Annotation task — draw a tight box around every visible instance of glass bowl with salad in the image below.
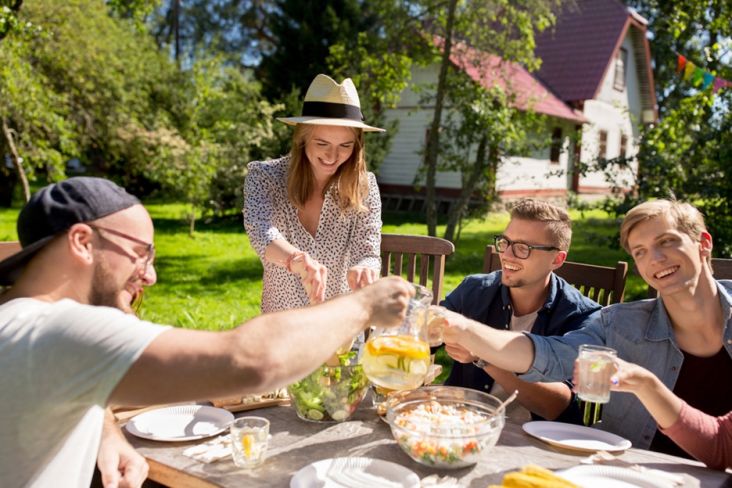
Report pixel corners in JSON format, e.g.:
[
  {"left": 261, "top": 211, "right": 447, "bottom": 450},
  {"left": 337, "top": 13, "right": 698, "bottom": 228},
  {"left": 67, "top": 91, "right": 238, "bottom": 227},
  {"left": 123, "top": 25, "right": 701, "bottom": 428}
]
[
  {"left": 287, "top": 352, "right": 370, "bottom": 423},
  {"left": 385, "top": 386, "right": 505, "bottom": 469}
]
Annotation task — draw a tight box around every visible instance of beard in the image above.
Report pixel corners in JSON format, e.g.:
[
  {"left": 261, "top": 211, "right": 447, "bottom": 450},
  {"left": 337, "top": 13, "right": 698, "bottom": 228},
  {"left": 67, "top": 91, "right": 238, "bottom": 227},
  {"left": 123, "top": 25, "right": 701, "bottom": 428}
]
[{"left": 89, "top": 258, "right": 134, "bottom": 314}]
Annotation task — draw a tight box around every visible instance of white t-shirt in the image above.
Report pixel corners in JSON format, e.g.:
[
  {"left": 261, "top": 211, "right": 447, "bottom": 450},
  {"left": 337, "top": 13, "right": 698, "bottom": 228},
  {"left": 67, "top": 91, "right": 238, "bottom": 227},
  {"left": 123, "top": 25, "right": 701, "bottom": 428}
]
[
  {"left": 490, "top": 310, "right": 538, "bottom": 422},
  {"left": 0, "top": 298, "right": 169, "bottom": 487}
]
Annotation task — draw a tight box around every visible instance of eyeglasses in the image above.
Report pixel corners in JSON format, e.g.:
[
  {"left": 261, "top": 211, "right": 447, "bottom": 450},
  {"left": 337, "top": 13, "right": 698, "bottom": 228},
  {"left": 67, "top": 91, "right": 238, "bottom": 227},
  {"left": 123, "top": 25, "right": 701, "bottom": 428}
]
[
  {"left": 494, "top": 235, "right": 560, "bottom": 260},
  {"left": 88, "top": 224, "right": 155, "bottom": 272}
]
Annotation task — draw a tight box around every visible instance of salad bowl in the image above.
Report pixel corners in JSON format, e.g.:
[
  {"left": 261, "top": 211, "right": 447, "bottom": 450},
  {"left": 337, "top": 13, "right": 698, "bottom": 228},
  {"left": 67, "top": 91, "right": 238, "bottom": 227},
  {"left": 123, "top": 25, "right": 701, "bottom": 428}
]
[{"left": 288, "top": 354, "right": 370, "bottom": 422}]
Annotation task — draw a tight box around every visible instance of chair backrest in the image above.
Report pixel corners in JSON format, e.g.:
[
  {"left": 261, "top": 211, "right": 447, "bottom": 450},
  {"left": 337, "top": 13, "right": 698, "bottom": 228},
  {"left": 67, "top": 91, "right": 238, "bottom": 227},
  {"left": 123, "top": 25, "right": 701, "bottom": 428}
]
[
  {"left": 483, "top": 244, "right": 628, "bottom": 306},
  {"left": 381, "top": 234, "right": 455, "bottom": 304},
  {"left": 647, "top": 257, "right": 732, "bottom": 298},
  {"left": 0, "top": 241, "right": 20, "bottom": 261}
]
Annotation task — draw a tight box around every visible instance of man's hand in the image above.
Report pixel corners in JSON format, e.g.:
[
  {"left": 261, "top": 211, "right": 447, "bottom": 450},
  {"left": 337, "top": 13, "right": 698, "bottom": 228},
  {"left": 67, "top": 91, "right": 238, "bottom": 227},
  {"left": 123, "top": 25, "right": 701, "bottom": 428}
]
[
  {"left": 98, "top": 410, "right": 148, "bottom": 488},
  {"left": 289, "top": 251, "right": 328, "bottom": 303},
  {"left": 347, "top": 265, "right": 379, "bottom": 291},
  {"left": 359, "top": 276, "right": 413, "bottom": 326}
]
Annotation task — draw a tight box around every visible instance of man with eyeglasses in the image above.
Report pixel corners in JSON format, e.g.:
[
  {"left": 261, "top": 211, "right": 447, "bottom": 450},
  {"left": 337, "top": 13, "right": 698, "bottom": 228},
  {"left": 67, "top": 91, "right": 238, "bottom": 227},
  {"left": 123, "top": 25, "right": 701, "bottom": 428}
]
[
  {"left": 0, "top": 177, "right": 412, "bottom": 488},
  {"left": 439, "top": 199, "right": 601, "bottom": 423}
]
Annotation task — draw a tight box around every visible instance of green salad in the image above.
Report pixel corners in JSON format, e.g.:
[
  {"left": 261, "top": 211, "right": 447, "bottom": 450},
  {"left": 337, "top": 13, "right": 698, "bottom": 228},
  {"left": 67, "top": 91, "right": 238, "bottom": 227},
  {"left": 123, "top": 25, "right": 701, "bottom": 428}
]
[{"left": 288, "top": 352, "right": 370, "bottom": 422}]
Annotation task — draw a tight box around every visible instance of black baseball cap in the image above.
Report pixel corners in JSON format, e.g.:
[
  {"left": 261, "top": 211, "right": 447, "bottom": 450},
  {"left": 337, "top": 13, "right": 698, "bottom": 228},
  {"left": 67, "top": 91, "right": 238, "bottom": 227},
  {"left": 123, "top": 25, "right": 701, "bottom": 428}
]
[{"left": 0, "top": 177, "right": 141, "bottom": 286}]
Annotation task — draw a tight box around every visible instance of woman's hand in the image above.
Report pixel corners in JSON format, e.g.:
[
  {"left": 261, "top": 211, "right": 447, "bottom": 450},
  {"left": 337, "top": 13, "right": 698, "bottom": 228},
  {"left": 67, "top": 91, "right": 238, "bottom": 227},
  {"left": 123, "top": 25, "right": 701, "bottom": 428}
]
[
  {"left": 347, "top": 266, "right": 379, "bottom": 291},
  {"left": 608, "top": 357, "right": 656, "bottom": 394},
  {"left": 571, "top": 356, "right": 654, "bottom": 396},
  {"left": 288, "top": 251, "right": 328, "bottom": 304}
]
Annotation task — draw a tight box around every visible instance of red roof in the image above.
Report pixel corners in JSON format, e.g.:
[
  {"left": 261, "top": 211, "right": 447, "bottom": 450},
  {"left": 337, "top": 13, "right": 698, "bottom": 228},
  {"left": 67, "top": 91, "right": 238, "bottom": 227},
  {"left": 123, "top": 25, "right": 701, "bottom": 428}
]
[
  {"left": 533, "top": 0, "right": 630, "bottom": 101},
  {"left": 445, "top": 40, "right": 587, "bottom": 124}
]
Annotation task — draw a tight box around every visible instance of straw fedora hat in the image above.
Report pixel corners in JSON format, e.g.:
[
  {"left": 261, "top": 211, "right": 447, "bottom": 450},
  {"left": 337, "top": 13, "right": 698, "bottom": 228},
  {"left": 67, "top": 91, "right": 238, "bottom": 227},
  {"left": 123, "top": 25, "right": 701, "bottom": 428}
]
[{"left": 277, "top": 74, "right": 385, "bottom": 132}]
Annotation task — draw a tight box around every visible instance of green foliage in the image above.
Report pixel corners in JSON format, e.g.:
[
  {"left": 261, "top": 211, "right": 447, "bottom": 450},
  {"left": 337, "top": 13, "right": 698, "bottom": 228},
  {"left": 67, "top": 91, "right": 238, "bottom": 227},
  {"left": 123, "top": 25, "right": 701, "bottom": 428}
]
[{"left": 257, "top": 0, "right": 379, "bottom": 101}]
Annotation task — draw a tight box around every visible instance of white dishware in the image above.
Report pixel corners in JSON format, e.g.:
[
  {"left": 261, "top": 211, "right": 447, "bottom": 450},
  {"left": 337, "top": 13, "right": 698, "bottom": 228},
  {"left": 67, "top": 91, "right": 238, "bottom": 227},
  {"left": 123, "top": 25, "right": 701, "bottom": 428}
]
[
  {"left": 522, "top": 420, "right": 631, "bottom": 453},
  {"left": 557, "top": 465, "right": 675, "bottom": 488},
  {"left": 125, "top": 405, "right": 234, "bottom": 442},
  {"left": 290, "top": 457, "right": 420, "bottom": 488}
]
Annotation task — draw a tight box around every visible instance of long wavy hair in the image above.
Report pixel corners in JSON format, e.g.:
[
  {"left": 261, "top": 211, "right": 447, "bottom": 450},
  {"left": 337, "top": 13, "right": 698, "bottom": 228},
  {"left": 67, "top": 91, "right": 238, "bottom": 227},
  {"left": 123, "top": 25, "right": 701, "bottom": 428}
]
[{"left": 286, "top": 124, "right": 368, "bottom": 212}]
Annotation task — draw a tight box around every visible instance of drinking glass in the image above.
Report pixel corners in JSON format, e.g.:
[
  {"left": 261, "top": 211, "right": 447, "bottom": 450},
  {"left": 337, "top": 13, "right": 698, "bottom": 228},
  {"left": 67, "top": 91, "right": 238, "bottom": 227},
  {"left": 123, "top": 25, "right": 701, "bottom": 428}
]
[
  {"left": 576, "top": 344, "right": 617, "bottom": 404},
  {"left": 230, "top": 416, "right": 269, "bottom": 469},
  {"left": 361, "top": 284, "right": 432, "bottom": 391}
]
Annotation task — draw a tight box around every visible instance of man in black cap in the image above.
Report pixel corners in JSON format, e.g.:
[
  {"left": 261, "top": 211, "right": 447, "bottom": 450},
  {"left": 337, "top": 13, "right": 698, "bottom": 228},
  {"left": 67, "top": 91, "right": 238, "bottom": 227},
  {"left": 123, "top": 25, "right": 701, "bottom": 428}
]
[{"left": 0, "top": 177, "right": 412, "bottom": 487}]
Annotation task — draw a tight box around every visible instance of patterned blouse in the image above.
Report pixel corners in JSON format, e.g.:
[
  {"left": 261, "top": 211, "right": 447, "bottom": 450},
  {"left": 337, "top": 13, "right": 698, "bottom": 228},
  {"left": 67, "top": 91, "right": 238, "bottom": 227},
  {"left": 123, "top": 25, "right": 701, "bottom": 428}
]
[{"left": 243, "top": 157, "right": 382, "bottom": 313}]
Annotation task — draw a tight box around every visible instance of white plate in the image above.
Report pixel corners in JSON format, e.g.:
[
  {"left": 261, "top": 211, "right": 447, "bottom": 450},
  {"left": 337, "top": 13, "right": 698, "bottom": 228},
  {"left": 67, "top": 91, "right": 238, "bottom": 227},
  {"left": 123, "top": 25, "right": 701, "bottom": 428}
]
[
  {"left": 522, "top": 421, "right": 632, "bottom": 453},
  {"left": 125, "top": 405, "right": 234, "bottom": 442},
  {"left": 290, "top": 457, "right": 420, "bottom": 488},
  {"left": 557, "top": 465, "right": 672, "bottom": 488}
]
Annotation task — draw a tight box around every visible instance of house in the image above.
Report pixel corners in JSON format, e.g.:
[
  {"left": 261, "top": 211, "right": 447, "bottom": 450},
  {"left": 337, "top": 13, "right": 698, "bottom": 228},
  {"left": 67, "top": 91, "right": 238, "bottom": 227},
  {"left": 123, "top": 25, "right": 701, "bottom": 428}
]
[{"left": 377, "top": 0, "right": 657, "bottom": 208}]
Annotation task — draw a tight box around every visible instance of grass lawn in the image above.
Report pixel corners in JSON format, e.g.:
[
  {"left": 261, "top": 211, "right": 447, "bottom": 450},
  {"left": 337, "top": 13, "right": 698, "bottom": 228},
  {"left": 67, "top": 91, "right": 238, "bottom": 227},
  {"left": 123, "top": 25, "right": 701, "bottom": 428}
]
[{"left": 0, "top": 202, "right": 646, "bottom": 330}]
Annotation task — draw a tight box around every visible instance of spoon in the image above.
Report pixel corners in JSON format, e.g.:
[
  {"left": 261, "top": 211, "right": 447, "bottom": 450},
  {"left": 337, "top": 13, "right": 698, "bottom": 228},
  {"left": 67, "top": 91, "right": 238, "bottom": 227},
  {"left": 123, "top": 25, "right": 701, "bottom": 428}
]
[{"left": 495, "top": 390, "right": 519, "bottom": 416}]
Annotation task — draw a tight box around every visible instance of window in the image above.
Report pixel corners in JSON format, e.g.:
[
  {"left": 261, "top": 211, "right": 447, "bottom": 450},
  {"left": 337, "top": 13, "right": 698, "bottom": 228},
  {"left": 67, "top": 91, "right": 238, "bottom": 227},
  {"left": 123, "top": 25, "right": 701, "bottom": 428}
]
[
  {"left": 613, "top": 48, "right": 627, "bottom": 91},
  {"left": 550, "top": 128, "right": 562, "bottom": 164},
  {"left": 599, "top": 130, "right": 608, "bottom": 160},
  {"left": 619, "top": 134, "right": 628, "bottom": 158}
]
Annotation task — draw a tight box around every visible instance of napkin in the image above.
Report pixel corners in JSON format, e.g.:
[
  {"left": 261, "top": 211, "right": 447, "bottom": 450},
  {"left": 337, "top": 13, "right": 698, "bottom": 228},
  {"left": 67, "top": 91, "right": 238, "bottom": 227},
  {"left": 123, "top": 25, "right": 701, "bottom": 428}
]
[
  {"left": 182, "top": 434, "right": 232, "bottom": 463},
  {"left": 581, "top": 451, "right": 685, "bottom": 487}
]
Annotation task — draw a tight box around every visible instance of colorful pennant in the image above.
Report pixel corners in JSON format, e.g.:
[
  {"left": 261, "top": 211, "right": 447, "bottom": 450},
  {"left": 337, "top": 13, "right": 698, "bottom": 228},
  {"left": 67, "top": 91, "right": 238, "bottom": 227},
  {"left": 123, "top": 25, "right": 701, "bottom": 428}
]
[{"left": 676, "top": 53, "right": 731, "bottom": 94}]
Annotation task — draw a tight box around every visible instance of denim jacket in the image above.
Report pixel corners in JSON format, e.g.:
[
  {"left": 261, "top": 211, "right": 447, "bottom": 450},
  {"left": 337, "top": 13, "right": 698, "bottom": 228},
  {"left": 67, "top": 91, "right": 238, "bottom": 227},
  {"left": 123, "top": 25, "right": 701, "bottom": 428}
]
[
  {"left": 523, "top": 280, "right": 732, "bottom": 450},
  {"left": 441, "top": 272, "right": 602, "bottom": 422}
]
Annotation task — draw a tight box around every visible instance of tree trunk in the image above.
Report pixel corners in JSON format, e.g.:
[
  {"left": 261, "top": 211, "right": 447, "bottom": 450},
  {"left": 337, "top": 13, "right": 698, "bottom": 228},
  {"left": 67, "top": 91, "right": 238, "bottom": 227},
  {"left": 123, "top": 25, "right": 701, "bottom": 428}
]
[
  {"left": 423, "top": 0, "right": 457, "bottom": 236},
  {"left": 2, "top": 116, "right": 30, "bottom": 202},
  {"left": 188, "top": 203, "right": 196, "bottom": 237},
  {"left": 443, "top": 134, "right": 490, "bottom": 242}
]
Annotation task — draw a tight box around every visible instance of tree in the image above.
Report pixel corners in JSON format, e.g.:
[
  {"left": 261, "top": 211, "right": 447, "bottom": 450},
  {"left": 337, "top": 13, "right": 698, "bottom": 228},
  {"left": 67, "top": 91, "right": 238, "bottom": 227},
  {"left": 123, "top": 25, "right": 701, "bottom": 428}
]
[
  {"left": 257, "top": 0, "right": 379, "bottom": 101},
  {"left": 415, "top": 0, "right": 563, "bottom": 237}
]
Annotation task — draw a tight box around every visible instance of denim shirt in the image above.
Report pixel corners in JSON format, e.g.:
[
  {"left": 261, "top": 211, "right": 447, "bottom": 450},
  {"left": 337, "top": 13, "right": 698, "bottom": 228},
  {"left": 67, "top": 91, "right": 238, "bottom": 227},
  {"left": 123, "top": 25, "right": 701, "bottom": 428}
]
[
  {"left": 523, "top": 280, "right": 732, "bottom": 450},
  {"left": 441, "top": 272, "right": 602, "bottom": 422}
]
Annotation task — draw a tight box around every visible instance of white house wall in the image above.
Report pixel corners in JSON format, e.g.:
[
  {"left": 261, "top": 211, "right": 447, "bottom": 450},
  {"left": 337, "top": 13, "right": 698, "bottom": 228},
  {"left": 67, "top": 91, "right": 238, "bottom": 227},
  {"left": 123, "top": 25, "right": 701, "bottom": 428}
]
[
  {"left": 578, "top": 32, "right": 641, "bottom": 192},
  {"left": 379, "top": 65, "right": 577, "bottom": 196}
]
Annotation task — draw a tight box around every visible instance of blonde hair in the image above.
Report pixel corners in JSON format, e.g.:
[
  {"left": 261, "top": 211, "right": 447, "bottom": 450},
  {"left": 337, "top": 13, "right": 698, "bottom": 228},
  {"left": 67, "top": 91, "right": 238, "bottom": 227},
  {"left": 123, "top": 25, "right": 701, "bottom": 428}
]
[
  {"left": 286, "top": 124, "right": 368, "bottom": 212},
  {"left": 509, "top": 199, "right": 572, "bottom": 251},
  {"left": 619, "top": 199, "right": 710, "bottom": 265}
]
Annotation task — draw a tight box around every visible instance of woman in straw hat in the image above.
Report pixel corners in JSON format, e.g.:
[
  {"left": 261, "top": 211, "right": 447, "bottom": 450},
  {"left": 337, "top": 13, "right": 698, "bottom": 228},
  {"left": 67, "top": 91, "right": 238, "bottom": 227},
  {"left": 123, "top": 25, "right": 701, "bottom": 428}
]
[{"left": 243, "top": 74, "right": 385, "bottom": 313}]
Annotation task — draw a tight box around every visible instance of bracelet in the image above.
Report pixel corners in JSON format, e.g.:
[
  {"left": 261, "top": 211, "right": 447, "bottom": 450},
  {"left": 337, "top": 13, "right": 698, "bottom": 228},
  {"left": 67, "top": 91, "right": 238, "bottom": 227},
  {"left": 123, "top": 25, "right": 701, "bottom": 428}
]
[
  {"left": 285, "top": 250, "right": 306, "bottom": 273},
  {"left": 472, "top": 358, "right": 488, "bottom": 369}
]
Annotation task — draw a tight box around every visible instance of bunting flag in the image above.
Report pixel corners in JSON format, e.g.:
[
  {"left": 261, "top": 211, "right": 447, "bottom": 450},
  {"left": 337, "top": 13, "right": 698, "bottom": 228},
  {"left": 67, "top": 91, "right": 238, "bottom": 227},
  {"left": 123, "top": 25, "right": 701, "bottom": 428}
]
[{"left": 676, "top": 53, "right": 731, "bottom": 95}]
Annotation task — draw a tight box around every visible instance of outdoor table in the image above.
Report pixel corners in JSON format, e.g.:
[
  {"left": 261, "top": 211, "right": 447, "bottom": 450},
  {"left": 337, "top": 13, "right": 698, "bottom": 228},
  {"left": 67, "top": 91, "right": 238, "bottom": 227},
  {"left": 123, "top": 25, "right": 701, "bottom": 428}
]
[{"left": 124, "top": 403, "right": 731, "bottom": 488}]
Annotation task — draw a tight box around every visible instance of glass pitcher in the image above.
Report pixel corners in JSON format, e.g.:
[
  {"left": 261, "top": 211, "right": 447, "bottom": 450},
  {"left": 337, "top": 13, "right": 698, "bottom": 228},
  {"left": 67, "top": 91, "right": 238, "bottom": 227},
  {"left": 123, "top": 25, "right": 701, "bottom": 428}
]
[{"left": 361, "top": 284, "right": 432, "bottom": 390}]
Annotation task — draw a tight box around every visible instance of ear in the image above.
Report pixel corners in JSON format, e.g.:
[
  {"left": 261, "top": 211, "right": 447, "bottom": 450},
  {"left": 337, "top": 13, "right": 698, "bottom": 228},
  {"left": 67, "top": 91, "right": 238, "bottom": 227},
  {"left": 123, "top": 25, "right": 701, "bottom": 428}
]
[
  {"left": 699, "top": 231, "right": 713, "bottom": 255},
  {"left": 66, "top": 224, "right": 95, "bottom": 265},
  {"left": 552, "top": 250, "right": 568, "bottom": 269}
]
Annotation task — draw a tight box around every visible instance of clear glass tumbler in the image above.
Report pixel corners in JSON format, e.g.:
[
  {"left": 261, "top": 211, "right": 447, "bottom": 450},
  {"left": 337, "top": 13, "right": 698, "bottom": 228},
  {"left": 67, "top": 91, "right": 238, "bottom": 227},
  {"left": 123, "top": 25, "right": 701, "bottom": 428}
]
[
  {"left": 576, "top": 344, "right": 617, "bottom": 404},
  {"left": 230, "top": 416, "right": 269, "bottom": 469}
]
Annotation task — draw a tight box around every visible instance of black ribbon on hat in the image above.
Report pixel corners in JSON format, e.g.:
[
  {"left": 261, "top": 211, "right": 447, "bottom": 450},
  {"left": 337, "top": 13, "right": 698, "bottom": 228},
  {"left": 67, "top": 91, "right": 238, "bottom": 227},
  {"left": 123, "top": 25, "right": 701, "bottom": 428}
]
[{"left": 302, "top": 101, "right": 364, "bottom": 121}]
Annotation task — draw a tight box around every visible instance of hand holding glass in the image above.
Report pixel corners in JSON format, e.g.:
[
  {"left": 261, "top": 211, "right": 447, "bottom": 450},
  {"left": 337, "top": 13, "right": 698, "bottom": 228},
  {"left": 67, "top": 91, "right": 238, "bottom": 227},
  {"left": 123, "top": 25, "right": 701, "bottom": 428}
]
[
  {"left": 230, "top": 416, "right": 269, "bottom": 469},
  {"left": 576, "top": 345, "right": 617, "bottom": 404}
]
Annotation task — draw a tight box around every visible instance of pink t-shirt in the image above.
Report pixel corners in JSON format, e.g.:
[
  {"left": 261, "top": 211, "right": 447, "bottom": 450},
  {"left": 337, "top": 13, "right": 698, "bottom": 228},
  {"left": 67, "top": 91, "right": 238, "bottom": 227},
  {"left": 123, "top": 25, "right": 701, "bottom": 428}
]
[{"left": 660, "top": 401, "right": 732, "bottom": 470}]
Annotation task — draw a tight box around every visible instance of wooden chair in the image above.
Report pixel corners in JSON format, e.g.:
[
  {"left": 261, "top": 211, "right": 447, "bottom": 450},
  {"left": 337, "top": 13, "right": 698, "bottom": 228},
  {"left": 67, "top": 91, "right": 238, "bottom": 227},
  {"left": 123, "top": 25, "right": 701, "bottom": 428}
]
[
  {"left": 647, "top": 257, "right": 732, "bottom": 298},
  {"left": 483, "top": 244, "right": 628, "bottom": 306},
  {"left": 381, "top": 234, "right": 455, "bottom": 304},
  {"left": 0, "top": 241, "right": 20, "bottom": 261}
]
